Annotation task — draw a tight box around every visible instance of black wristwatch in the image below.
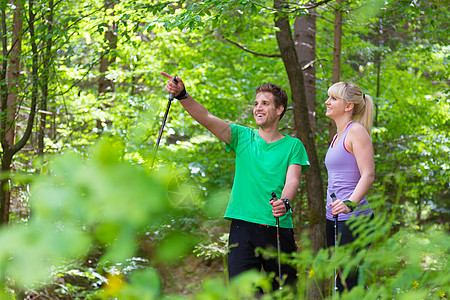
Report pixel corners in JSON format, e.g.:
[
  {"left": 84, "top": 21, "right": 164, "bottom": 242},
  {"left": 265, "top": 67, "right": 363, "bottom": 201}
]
[
  {"left": 280, "top": 198, "right": 291, "bottom": 211},
  {"left": 175, "top": 87, "right": 189, "bottom": 100},
  {"left": 343, "top": 200, "right": 355, "bottom": 212}
]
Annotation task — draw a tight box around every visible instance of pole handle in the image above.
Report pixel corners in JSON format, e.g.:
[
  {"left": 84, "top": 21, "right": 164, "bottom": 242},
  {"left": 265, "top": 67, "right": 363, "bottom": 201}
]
[
  {"left": 169, "top": 76, "right": 179, "bottom": 101},
  {"left": 331, "top": 193, "right": 338, "bottom": 220},
  {"left": 330, "top": 192, "right": 337, "bottom": 202}
]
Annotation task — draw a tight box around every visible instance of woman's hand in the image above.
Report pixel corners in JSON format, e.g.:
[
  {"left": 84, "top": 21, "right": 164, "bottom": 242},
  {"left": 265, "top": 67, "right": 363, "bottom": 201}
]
[{"left": 330, "top": 199, "right": 352, "bottom": 215}]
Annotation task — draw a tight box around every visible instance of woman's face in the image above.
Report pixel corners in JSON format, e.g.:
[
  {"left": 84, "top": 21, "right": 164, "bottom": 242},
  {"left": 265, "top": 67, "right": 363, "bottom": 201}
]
[{"left": 325, "top": 94, "right": 347, "bottom": 119}]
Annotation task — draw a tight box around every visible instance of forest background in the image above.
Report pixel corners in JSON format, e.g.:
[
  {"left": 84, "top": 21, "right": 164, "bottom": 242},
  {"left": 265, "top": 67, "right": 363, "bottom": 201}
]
[{"left": 0, "top": 0, "right": 448, "bottom": 299}]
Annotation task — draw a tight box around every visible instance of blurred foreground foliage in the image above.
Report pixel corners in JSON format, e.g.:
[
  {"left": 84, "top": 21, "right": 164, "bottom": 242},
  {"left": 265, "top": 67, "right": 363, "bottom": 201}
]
[{"left": 0, "top": 138, "right": 448, "bottom": 299}]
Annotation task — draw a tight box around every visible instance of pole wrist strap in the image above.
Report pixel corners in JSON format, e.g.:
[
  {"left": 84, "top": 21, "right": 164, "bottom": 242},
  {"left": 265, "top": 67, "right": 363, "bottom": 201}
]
[
  {"left": 280, "top": 198, "right": 291, "bottom": 211},
  {"left": 176, "top": 88, "right": 189, "bottom": 100}
]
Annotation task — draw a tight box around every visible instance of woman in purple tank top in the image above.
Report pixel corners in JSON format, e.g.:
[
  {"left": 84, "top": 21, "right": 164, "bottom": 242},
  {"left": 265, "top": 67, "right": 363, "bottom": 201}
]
[{"left": 324, "top": 82, "right": 375, "bottom": 293}]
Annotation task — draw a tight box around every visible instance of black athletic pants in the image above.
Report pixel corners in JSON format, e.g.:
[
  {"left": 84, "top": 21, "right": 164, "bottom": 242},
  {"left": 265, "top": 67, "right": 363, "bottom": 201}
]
[
  {"left": 326, "top": 214, "right": 374, "bottom": 292},
  {"left": 228, "top": 219, "right": 297, "bottom": 291}
]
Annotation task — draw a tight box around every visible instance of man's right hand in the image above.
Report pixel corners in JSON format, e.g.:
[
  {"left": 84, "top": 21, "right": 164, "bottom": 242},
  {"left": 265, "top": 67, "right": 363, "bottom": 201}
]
[
  {"left": 161, "top": 72, "right": 184, "bottom": 97},
  {"left": 160, "top": 71, "right": 231, "bottom": 144}
]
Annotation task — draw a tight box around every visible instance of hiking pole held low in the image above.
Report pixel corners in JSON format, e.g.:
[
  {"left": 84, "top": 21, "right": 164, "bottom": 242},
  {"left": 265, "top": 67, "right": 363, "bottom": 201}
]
[
  {"left": 331, "top": 192, "right": 338, "bottom": 296},
  {"left": 151, "top": 76, "right": 178, "bottom": 169},
  {"left": 271, "top": 192, "right": 282, "bottom": 290}
]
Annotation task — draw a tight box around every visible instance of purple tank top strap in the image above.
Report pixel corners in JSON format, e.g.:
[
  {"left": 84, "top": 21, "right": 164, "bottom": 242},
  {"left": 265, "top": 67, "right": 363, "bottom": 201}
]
[{"left": 342, "top": 122, "right": 354, "bottom": 153}]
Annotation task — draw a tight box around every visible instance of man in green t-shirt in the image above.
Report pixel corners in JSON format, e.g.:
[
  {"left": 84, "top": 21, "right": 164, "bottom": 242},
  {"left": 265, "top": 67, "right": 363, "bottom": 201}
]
[{"left": 161, "top": 72, "right": 310, "bottom": 292}]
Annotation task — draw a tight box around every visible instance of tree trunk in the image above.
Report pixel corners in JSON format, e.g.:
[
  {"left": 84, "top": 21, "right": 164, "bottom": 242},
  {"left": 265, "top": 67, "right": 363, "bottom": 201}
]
[
  {"left": 332, "top": 0, "right": 343, "bottom": 84},
  {"left": 329, "top": 0, "right": 343, "bottom": 142},
  {"left": 0, "top": 0, "right": 39, "bottom": 224},
  {"left": 6, "top": 0, "right": 22, "bottom": 146},
  {"left": 294, "top": 10, "right": 316, "bottom": 130},
  {"left": 0, "top": 0, "right": 23, "bottom": 224},
  {"left": 97, "top": 0, "right": 118, "bottom": 132},
  {"left": 274, "top": 1, "right": 325, "bottom": 298},
  {"left": 0, "top": 157, "right": 12, "bottom": 224},
  {"left": 38, "top": 0, "right": 54, "bottom": 160},
  {"left": 98, "top": 26, "right": 117, "bottom": 96},
  {"left": 374, "top": 18, "right": 383, "bottom": 138}
]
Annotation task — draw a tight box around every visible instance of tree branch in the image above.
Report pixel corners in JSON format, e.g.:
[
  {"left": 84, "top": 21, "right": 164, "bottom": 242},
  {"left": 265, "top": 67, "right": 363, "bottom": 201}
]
[
  {"left": 252, "top": 0, "right": 334, "bottom": 13},
  {"left": 302, "top": 58, "right": 327, "bottom": 70},
  {"left": 225, "top": 38, "right": 281, "bottom": 58}
]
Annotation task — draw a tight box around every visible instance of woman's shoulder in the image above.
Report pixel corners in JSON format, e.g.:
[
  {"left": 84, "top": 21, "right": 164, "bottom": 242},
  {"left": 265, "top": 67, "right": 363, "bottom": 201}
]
[
  {"left": 347, "top": 122, "right": 372, "bottom": 145},
  {"left": 349, "top": 122, "right": 369, "bottom": 135}
]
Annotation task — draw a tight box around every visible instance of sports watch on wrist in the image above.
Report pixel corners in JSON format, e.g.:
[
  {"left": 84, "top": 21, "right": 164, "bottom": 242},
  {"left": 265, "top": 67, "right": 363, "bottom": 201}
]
[
  {"left": 280, "top": 198, "right": 291, "bottom": 211},
  {"left": 343, "top": 200, "right": 355, "bottom": 212},
  {"left": 175, "top": 87, "right": 189, "bottom": 100}
]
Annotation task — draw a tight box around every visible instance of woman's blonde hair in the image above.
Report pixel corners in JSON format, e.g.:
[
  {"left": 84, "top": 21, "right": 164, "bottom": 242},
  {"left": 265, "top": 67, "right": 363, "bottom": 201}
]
[{"left": 328, "top": 82, "right": 374, "bottom": 135}]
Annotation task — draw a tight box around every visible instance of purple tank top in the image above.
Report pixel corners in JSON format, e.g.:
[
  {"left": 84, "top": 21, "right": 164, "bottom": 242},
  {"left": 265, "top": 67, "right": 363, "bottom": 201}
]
[{"left": 325, "top": 122, "right": 373, "bottom": 221}]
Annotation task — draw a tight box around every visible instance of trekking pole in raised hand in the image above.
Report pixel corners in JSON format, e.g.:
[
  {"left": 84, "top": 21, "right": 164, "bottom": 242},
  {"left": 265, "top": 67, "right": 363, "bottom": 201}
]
[{"left": 151, "top": 76, "right": 178, "bottom": 169}]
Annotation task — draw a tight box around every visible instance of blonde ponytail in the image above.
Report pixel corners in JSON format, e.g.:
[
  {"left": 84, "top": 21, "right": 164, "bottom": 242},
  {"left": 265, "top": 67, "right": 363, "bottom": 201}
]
[
  {"left": 328, "top": 82, "right": 374, "bottom": 135},
  {"left": 358, "top": 94, "right": 374, "bottom": 135}
]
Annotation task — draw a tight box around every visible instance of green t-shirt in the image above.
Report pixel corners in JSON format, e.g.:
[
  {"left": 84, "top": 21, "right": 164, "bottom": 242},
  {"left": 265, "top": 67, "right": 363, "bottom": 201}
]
[{"left": 224, "top": 124, "right": 310, "bottom": 228}]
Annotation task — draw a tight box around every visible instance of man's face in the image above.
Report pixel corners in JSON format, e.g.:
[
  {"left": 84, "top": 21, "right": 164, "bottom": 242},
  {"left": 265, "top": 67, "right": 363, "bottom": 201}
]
[{"left": 253, "top": 92, "right": 283, "bottom": 128}]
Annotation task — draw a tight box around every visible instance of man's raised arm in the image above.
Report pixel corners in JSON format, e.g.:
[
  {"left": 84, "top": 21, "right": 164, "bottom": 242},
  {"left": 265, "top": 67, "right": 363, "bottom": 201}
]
[{"left": 161, "top": 72, "right": 231, "bottom": 144}]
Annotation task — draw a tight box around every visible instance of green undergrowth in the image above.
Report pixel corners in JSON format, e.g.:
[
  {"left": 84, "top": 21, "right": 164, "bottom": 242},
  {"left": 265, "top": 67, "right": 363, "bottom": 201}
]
[{"left": 0, "top": 137, "right": 448, "bottom": 299}]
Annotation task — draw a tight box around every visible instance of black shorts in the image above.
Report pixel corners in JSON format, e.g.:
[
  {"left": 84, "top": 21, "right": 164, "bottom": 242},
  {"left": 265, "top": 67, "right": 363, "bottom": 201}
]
[{"left": 228, "top": 219, "right": 297, "bottom": 290}]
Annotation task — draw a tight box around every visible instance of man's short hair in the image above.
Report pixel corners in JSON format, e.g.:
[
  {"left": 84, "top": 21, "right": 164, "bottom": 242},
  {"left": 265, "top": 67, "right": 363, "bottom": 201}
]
[{"left": 255, "top": 83, "right": 288, "bottom": 120}]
